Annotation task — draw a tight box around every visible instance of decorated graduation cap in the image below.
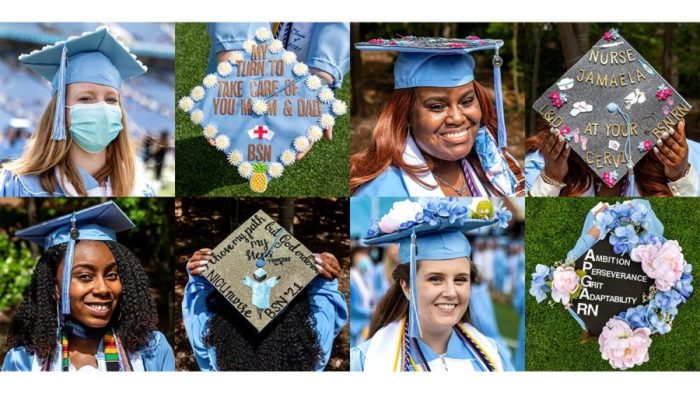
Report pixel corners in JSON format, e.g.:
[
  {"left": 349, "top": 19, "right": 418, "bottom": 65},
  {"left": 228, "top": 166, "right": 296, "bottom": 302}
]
[
  {"left": 15, "top": 201, "right": 135, "bottom": 320},
  {"left": 18, "top": 26, "right": 147, "bottom": 141},
  {"left": 533, "top": 28, "right": 692, "bottom": 193},
  {"left": 204, "top": 209, "right": 319, "bottom": 332},
  {"left": 178, "top": 26, "right": 348, "bottom": 193},
  {"left": 355, "top": 36, "right": 509, "bottom": 149},
  {"left": 363, "top": 198, "right": 511, "bottom": 338}
]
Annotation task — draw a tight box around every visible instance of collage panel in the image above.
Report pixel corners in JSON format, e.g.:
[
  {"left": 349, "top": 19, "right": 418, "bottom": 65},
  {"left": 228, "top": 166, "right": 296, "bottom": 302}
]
[
  {"left": 349, "top": 197, "right": 524, "bottom": 371},
  {"left": 173, "top": 197, "right": 350, "bottom": 371},
  {"left": 526, "top": 197, "right": 699, "bottom": 370},
  {"left": 175, "top": 23, "right": 351, "bottom": 197},
  {"left": 0, "top": 23, "right": 175, "bottom": 197},
  {"left": 0, "top": 197, "right": 176, "bottom": 371}
]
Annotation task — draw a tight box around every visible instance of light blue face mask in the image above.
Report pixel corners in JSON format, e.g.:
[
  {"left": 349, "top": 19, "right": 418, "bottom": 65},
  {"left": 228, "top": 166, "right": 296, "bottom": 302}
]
[{"left": 68, "top": 102, "right": 123, "bottom": 153}]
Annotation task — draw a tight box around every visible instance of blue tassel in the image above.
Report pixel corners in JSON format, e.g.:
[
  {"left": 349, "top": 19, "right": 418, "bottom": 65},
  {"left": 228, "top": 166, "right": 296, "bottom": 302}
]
[
  {"left": 493, "top": 50, "right": 507, "bottom": 149},
  {"left": 52, "top": 45, "right": 68, "bottom": 141},
  {"left": 408, "top": 229, "right": 422, "bottom": 338},
  {"left": 607, "top": 103, "right": 635, "bottom": 195},
  {"left": 567, "top": 307, "right": 587, "bottom": 331},
  {"left": 61, "top": 213, "right": 78, "bottom": 319}
]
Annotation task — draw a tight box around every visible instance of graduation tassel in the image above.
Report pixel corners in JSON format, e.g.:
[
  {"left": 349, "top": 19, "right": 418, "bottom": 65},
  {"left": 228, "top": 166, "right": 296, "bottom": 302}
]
[
  {"left": 408, "top": 229, "right": 422, "bottom": 338},
  {"left": 61, "top": 213, "right": 78, "bottom": 319},
  {"left": 607, "top": 103, "right": 635, "bottom": 196},
  {"left": 492, "top": 47, "right": 507, "bottom": 149},
  {"left": 52, "top": 44, "right": 68, "bottom": 141}
]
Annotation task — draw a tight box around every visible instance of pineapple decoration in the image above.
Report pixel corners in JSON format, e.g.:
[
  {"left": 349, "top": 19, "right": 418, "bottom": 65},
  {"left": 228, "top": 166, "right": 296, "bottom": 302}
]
[{"left": 250, "top": 163, "right": 269, "bottom": 193}]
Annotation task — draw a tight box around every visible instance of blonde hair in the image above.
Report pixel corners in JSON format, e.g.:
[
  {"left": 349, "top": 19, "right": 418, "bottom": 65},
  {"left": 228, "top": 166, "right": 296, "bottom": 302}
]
[{"left": 3, "top": 95, "right": 136, "bottom": 195}]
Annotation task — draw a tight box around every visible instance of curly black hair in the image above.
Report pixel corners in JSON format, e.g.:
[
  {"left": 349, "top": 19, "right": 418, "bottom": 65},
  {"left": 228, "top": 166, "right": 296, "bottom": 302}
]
[
  {"left": 5, "top": 241, "right": 158, "bottom": 364},
  {"left": 203, "top": 287, "right": 323, "bottom": 371}
]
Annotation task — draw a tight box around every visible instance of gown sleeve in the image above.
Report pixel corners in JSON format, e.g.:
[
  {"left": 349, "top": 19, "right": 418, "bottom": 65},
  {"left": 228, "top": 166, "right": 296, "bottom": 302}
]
[
  {"left": 349, "top": 341, "right": 369, "bottom": 372},
  {"left": 1, "top": 347, "right": 34, "bottom": 371},
  {"left": 206, "top": 23, "right": 269, "bottom": 73},
  {"left": 305, "top": 23, "right": 350, "bottom": 89},
  {"left": 181, "top": 268, "right": 216, "bottom": 371},
  {"left": 141, "top": 331, "right": 176, "bottom": 371},
  {"left": 307, "top": 276, "right": 348, "bottom": 371},
  {"left": 0, "top": 169, "right": 33, "bottom": 197},
  {"left": 490, "top": 338, "right": 515, "bottom": 371}
]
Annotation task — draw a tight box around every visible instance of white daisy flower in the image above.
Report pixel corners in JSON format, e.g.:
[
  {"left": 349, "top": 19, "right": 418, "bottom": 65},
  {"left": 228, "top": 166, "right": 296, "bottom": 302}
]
[
  {"left": 282, "top": 51, "right": 297, "bottom": 65},
  {"left": 269, "top": 39, "right": 283, "bottom": 53},
  {"left": 215, "top": 135, "right": 230, "bottom": 151},
  {"left": 307, "top": 125, "right": 323, "bottom": 142},
  {"left": 178, "top": 96, "right": 194, "bottom": 112},
  {"left": 318, "top": 87, "right": 335, "bottom": 103},
  {"left": 217, "top": 61, "right": 233, "bottom": 77},
  {"left": 203, "top": 74, "right": 218, "bottom": 89},
  {"left": 243, "top": 39, "right": 255, "bottom": 54},
  {"left": 293, "top": 136, "right": 311, "bottom": 153},
  {"left": 280, "top": 149, "right": 296, "bottom": 166},
  {"left": 332, "top": 100, "right": 348, "bottom": 116},
  {"left": 190, "top": 109, "right": 204, "bottom": 125},
  {"left": 255, "top": 27, "right": 272, "bottom": 41},
  {"left": 228, "top": 51, "right": 244, "bottom": 63},
  {"left": 190, "top": 86, "right": 205, "bottom": 102},
  {"left": 292, "top": 62, "right": 309, "bottom": 77},
  {"left": 238, "top": 162, "right": 253, "bottom": 179},
  {"left": 203, "top": 123, "right": 218, "bottom": 138},
  {"left": 305, "top": 75, "right": 322, "bottom": 90},
  {"left": 268, "top": 162, "right": 284, "bottom": 179},
  {"left": 252, "top": 99, "right": 268, "bottom": 115},
  {"left": 319, "top": 113, "right": 335, "bottom": 129},
  {"left": 228, "top": 149, "right": 243, "bottom": 166}
]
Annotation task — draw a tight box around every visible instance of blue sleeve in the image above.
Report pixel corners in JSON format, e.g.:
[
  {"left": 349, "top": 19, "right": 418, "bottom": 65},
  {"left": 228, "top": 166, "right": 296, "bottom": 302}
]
[
  {"left": 350, "top": 342, "right": 369, "bottom": 372},
  {"left": 181, "top": 270, "right": 216, "bottom": 371},
  {"left": 307, "top": 276, "right": 348, "bottom": 371},
  {"left": 349, "top": 279, "right": 372, "bottom": 341},
  {"left": 142, "top": 331, "right": 176, "bottom": 371},
  {"left": 0, "top": 169, "right": 33, "bottom": 197},
  {"left": 206, "top": 23, "right": 269, "bottom": 73},
  {"left": 524, "top": 151, "right": 544, "bottom": 192},
  {"left": 686, "top": 139, "right": 700, "bottom": 195},
  {"left": 306, "top": 23, "right": 350, "bottom": 89},
  {"left": 2, "top": 347, "right": 34, "bottom": 371},
  {"left": 492, "top": 338, "right": 515, "bottom": 372},
  {"left": 353, "top": 167, "right": 409, "bottom": 197}
]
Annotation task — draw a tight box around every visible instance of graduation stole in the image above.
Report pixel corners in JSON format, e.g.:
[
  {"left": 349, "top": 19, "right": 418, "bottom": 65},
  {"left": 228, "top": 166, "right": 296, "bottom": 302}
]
[{"left": 54, "top": 330, "right": 132, "bottom": 372}]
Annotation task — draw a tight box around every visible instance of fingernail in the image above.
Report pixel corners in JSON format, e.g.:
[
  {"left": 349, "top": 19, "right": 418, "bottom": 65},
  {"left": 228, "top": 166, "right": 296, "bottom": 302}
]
[
  {"left": 314, "top": 255, "right": 322, "bottom": 263},
  {"left": 197, "top": 266, "right": 208, "bottom": 273},
  {"left": 558, "top": 135, "right": 564, "bottom": 142},
  {"left": 670, "top": 129, "right": 676, "bottom": 135},
  {"left": 662, "top": 131, "right": 669, "bottom": 139},
  {"left": 653, "top": 146, "right": 659, "bottom": 153},
  {"left": 565, "top": 142, "right": 569, "bottom": 149},
  {"left": 657, "top": 139, "right": 663, "bottom": 146},
  {"left": 199, "top": 260, "right": 209, "bottom": 267}
]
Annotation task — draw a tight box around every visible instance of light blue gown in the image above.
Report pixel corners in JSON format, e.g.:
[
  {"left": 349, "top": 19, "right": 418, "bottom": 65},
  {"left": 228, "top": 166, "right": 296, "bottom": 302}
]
[
  {"left": 349, "top": 267, "right": 375, "bottom": 348},
  {"left": 512, "top": 253, "right": 526, "bottom": 371},
  {"left": 182, "top": 270, "right": 348, "bottom": 371},
  {"left": 2, "top": 331, "right": 175, "bottom": 371},
  {"left": 354, "top": 167, "right": 411, "bottom": 197}
]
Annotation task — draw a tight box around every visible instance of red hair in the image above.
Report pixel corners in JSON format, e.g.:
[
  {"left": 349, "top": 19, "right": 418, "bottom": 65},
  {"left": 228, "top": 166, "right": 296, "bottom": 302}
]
[
  {"left": 350, "top": 81, "right": 525, "bottom": 196},
  {"left": 525, "top": 130, "right": 673, "bottom": 196}
]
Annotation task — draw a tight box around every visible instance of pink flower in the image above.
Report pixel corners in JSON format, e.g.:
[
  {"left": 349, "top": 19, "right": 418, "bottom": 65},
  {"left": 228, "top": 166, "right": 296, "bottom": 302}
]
[
  {"left": 656, "top": 88, "right": 673, "bottom": 101},
  {"left": 599, "top": 319, "right": 652, "bottom": 370},
  {"left": 368, "top": 38, "right": 384, "bottom": 44},
  {"left": 551, "top": 265, "right": 579, "bottom": 304},
  {"left": 630, "top": 243, "right": 659, "bottom": 265},
  {"left": 603, "top": 31, "right": 614, "bottom": 42},
  {"left": 642, "top": 240, "right": 686, "bottom": 291},
  {"left": 643, "top": 140, "right": 652, "bottom": 151},
  {"left": 466, "top": 35, "right": 481, "bottom": 40},
  {"left": 560, "top": 126, "right": 571, "bottom": 136},
  {"left": 378, "top": 216, "right": 400, "bottom": 234}
]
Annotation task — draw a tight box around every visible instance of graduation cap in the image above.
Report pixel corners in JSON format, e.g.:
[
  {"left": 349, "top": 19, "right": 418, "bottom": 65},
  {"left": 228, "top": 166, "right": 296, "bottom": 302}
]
[
  {"left": 204, "top": 210, "right": 318, "bottom": 332},
  {"left": 18, "top": 27, "right": 147, "bottom": 141},
  {"left": 355, "top": 36, "right": 509, "bottom": 149},
  {"left": 533, "top": 28, "right": 692, "bottom": 192},
  {"left": 15, "top": 201, "right": 135, "bottom": 320},
  {"left": 363, "top": 198, "right": 507, "bottom": 338}
]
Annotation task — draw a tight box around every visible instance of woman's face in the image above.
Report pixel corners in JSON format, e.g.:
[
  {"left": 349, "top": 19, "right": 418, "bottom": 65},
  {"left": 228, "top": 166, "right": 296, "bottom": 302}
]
[
  {"left": 65, "top": 82, "right": 120, "bottom": 129},
  {"left": 401, "top": 258, "right": 471, "bottom": 336},
  {"left": 57, "top": 240, "right": 122, "bottom": 328},
  {"left": 410, "top": 82, "right": 482, "bottom": 162}
]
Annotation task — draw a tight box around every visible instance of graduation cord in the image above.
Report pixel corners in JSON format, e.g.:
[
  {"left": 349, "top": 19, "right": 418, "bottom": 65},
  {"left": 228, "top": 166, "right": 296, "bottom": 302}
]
[
  {"left": 460, "top": 158, "right": 482, "bottom": 197},
  {"left": 59, "top": 330, "right": 128, "bottom": 371},
  {"left": 454, "top": 325, "right": 497, "bottom": 371}
]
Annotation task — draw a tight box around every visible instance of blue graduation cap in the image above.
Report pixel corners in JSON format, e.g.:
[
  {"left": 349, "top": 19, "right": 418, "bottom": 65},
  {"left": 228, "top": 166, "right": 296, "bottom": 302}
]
[
  {"left": 18, "top": 27, "right": 147, "bottom": 141},
  {"left": 363, "top": 198, "right": 504, "bottom": 338},
  {"left": 15, "top": 201, "right": 135, "bottom": 320},
  {"left": 355, "top": 36, "right": 508, "bottom": 149}
]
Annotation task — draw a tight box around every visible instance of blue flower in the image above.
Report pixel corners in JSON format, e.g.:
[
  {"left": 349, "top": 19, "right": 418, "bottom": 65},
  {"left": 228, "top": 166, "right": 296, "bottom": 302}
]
[
  {"left": 639, "top": 231, "right": 661, "bottom": 246},
  {"left": 630, "top": 202, "right": 648, "bottom": 226},
  {"left": 596, "top": 208, "right": 618, "bottom": 233},
  {"left": 674, "top": 263, "right": 694, "bottom": 300},
  {"left": 529, "top": 264, "right": 551, "bottom": 303},
  {"left": 496, "top": 207, "right": 512, "bottom": 229},
  {"left": 367, "top": 218, "right": 380, "bottom": 237},
  {"left": 609, "top": 224, "right": 639, "bottom": 255},
  {"left": 651, "top": 289, "right": 685, "bottom": 316},
  {"left": 619, "top": 304, "right": 651, "bottom": 330},
  {"left": 448, "top": 205, "right": 469, "bottom": 224},
  {"left": 647, "top": 308, "right": 673, "bottom": 335},
  {"left": 436, "top": 200, "right": 451, "bottom": 218}
]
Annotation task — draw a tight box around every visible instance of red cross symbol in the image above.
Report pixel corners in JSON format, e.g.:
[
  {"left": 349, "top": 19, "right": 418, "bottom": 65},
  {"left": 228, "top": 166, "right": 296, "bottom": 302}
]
[{"left": 253, "top": 125, "right": 268, "bottom": 140}]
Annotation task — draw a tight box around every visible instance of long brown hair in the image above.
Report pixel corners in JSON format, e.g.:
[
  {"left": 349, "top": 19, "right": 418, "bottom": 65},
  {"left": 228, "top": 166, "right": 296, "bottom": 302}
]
[
  {"left": 525, "top": 130, "right": 673, "bottom": 196},
  {"left": 367, "top": 260, "right": 480, "bottom": 339},
  {"left": 350, "top": 82, "right": 525, "bottom": 196},
  {"left": 3, "top": 95, "right": 136, "bottom": 195}
]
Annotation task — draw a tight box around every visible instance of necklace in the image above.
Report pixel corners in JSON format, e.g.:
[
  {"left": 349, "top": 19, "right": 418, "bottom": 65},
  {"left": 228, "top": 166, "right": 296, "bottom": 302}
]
[{"left": 433, "top": 173, "right": 469, "bottom": 196}]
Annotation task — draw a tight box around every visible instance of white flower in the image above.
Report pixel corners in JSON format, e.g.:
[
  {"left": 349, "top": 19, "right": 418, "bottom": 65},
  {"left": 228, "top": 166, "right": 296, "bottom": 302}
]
[
  {"left": 319, "top": 113, "right": 335, "bottom": 129},
  {"left": 378, "top": 200, "right": 425, "bottom": 234},
  {"left": 305, "top": 75, "right": 322, "bottom": 90},
  {"left": 203, "top": 74, "right": 218, "bottom": 89},
  {"left": 238, "top": 162, "right": 253, "bottom": 179},
  {"left": 190, "top": 86, "right": 205, "bottom": 102},
  {"left": 190, "top": 109, "right": 204, "bottom": 125},
  {"left": 282, "top": 51, "right": 297, "bottom": 65},
  {"left": 269, "top": 39, "right": 283, "bottom": 53},
  {"left": 332, "top": 100, "right": 348, "bottom": 116},
  {"left": 227, "top": 149, "right": 243, "bottom": 166},
  {"left": 255, "top": 27, "right": 272, "bottom": 41},
  {"left": 307, "top": 125, "right": 323, "bottom": 142},
  {"left": 203, "top": 123, "right": 217, "bottom": 138},
  {"left": 178, "top": 96, "right": 194, "bottom": 112},
  {"left": 227, "top": 51, "right": 244, "bottom": 63},
  {"left": 215, "top": 135, "right": 230, "bottom": 151},
  {"left": 252, "top": 99, "right": 268, "bottom": 115},
  {"left": 292, "top": 63, "right": 309, "bottom": 76},
  {"left": 268, "top": 162, "right": 284, "bottom": 178},
  {"left": 243, "top": 39, "right": 255, "bottom": 54},
  {"left": 318, "top": 87, "right": 335, "bottom": 103},
  {"left": 217, "top": 61, "right": 233, "bottom": 76},
  {"left": 293, "top": 136, "right": 311, "bottom": 153},
  {"left": 280, "top": 149, "right": 296, "bottom": 166}
]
